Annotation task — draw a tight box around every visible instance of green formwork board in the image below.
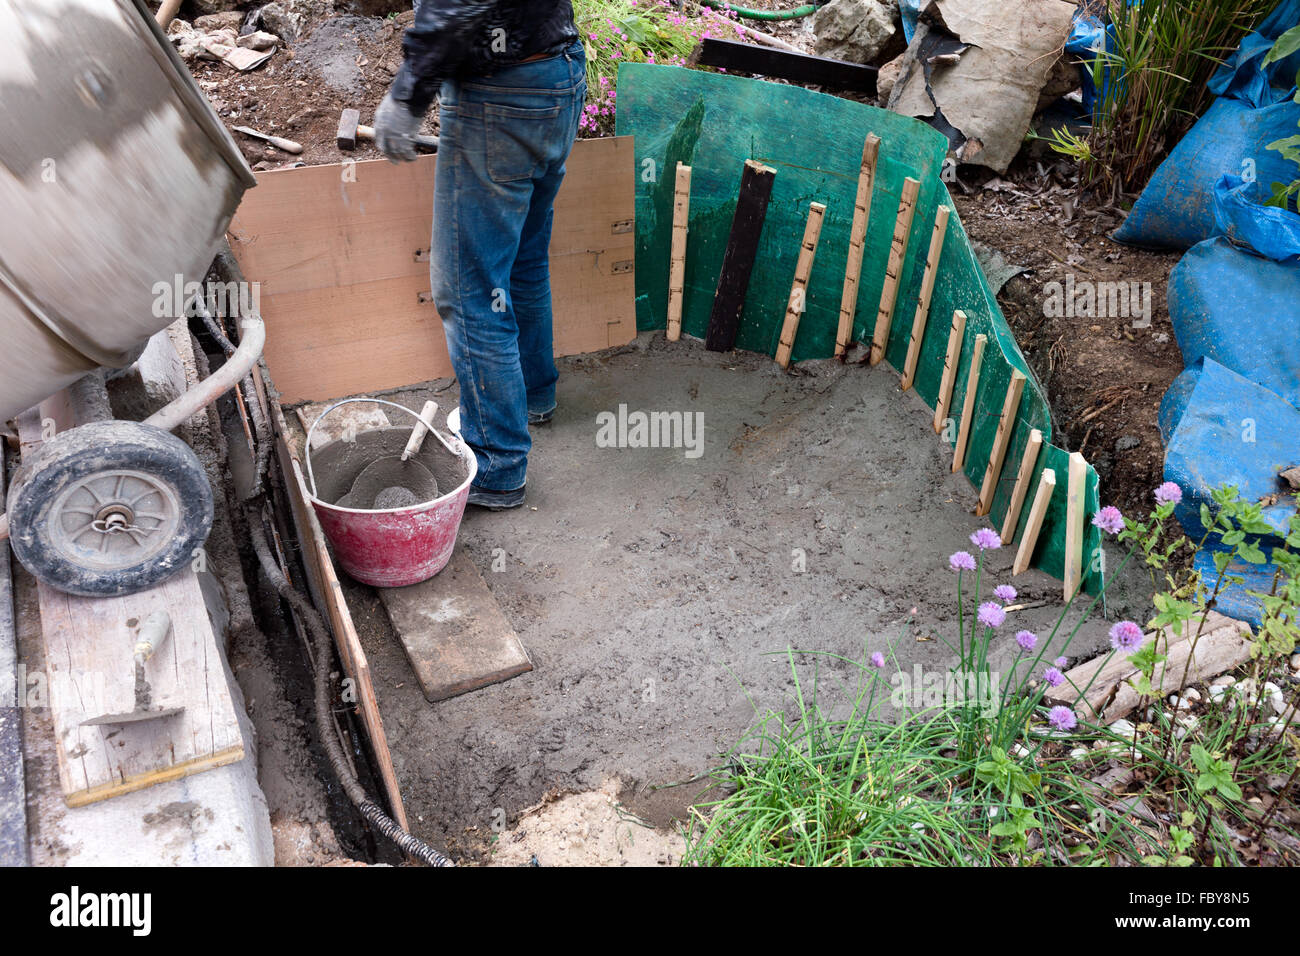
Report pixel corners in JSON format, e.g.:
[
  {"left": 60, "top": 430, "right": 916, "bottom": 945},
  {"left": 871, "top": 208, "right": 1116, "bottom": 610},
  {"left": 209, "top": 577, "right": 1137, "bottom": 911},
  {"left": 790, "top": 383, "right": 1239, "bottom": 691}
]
[{"left": 615, "top": 64, "right": 1102, "bottom": 591}]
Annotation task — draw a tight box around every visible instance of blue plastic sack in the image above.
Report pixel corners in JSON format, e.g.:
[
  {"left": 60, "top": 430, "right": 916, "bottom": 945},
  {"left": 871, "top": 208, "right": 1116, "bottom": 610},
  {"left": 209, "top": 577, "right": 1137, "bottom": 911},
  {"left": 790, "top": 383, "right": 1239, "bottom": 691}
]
[
  {"left": 1113, "top": 99, "right": 1300, "bottom": 249},
  {"left": 1066, "top": 11, "right": 1110, "bottom": 114},
  {"left": 1192, "top": 549, "right": 1282, "bottom": 629},
  {"left": 1209, "top": 0, "right": 1300, "bottom": 108},
  {"left": 1165, "top": 178, "right": 1300, "bottom": 413},
  {"left": 1163, "top": 358, "right": 1300, "bottom": 543}
]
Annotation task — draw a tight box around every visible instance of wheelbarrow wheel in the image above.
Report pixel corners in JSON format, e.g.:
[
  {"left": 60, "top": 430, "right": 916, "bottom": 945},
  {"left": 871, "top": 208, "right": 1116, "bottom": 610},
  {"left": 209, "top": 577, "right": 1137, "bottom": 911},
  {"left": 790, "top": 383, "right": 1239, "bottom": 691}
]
[{"left": 6, "top": 420, "right": 213, "bottom": 597}]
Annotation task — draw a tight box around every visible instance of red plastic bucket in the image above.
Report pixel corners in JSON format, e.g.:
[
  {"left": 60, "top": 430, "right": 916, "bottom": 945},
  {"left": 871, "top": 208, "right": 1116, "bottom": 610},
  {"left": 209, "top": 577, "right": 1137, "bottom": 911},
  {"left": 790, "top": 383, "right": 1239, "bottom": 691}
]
[{"left": 303, "top": 399, "right": 477, "bottom": 588}]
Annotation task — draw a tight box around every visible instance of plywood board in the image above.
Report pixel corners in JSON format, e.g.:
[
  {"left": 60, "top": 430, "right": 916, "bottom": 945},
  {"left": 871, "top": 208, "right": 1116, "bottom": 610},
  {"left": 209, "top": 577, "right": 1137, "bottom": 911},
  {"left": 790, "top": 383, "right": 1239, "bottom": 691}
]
[
  {"left": 18, "top": 410, "right": 244, "bottom": 807},
  {"left": 228, "top": 137, "right": 638, "bottom": 404},
  {"left": 378, "top": 549, "right": 532, "bottom": 703}
]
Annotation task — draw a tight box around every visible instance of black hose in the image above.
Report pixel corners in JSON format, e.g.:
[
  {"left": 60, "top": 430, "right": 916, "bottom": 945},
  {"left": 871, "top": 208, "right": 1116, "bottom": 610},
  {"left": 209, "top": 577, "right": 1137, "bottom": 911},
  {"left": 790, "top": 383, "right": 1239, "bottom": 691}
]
[{"left": 246, "top": 513, "right": 455, "bottom": 867}]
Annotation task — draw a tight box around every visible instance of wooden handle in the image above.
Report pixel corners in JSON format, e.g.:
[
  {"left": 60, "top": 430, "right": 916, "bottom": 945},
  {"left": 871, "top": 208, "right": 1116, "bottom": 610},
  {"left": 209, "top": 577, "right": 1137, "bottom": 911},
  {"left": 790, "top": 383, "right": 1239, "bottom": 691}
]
[
  {"left": 402, "top": 401, "right": 438, "bottom": 462},
  {"left": 156, "top": 0, "right": 183, "bottom": 29}
]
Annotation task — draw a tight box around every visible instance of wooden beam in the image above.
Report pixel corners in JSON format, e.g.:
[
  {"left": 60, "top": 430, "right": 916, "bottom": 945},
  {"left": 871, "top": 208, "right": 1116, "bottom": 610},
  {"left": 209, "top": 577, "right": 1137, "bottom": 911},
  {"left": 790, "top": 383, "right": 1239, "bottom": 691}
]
[
  {"left": 666, "top": 162, "right": 692, "bottom": 342},
  {"left": 1000, "top": 428, "right": 1043, "bottom": 544},
  {"left": 775, "top": 201, "right": 827, "bottom": 369},
  {"left": 693, "top": 37, "right": 879, "bottom": 94},
  {"left": 0, "top": 453, "right": 27, "bottom": 865},
  {"left": 1064, "top": 451, "right": 1088, "bottom": 601},
  {"left": 976, "top": 369, "right": 1026, "bottom": 516},
  {"left": 900, "top": 204, "right": 950, "bottom": 390},
  {"left": 932, "top": 309, "right": 966, "bottom": 433},
  {"left": 706, "top": 159, "right": 777, "bottom": 352},
  {"left": 870, "top": 177, "right": 920, "bottom": 365},
  {"left": 951, "top": 332, "right": 985, "bottom": 473},
  {"left": 835, "top": 134, "right": 880, "bottom": 357},
  {"left": 1013, "top": 468, "right": 1056, "bottom": 576}
]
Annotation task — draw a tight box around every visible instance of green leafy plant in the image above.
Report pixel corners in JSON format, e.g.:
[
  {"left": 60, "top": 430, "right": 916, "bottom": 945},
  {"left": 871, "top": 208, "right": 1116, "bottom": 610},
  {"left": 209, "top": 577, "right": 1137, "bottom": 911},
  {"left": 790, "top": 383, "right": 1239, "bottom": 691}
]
[{"left": 1263, "top": 24, "right": 1300, "bottom": 208}]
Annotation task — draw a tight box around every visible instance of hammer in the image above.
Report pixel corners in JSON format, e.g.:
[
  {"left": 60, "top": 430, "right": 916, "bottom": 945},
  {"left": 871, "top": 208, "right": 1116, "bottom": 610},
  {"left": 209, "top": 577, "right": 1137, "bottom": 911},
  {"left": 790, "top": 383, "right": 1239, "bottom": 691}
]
[{"left": 337, "top": 108, "right": 439, "bottom": 153}]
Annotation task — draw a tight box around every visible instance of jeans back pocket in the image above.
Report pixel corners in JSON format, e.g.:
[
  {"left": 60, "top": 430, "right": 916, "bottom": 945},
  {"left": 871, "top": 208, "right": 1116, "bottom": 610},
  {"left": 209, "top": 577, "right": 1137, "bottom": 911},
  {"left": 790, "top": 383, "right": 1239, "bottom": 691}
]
[{"left": 485, "top": 102, "right": 565, "bottom": 183}]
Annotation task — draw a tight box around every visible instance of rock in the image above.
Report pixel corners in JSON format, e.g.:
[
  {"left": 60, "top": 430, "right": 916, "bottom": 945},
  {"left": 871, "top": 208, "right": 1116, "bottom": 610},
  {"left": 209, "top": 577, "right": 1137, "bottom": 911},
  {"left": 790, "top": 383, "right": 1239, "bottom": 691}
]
[
  {"left": 194, "top": 11, "right": 245, "bottom": 32},
  {"left": 191, "top": 0, "right": 242, "bottom": 14},
  {"left": 1114, "top": 435, "right": 1141, "bottom": 452},
  {"left": 1035, "top": 53, "right": 1081, "bottom": 112},
  {"left": 1068, "top": 747, "right": 1089, "bottom": 759},
  {"left": 877, "top": 52, "right": 904, "bottom": 103},
  {"left": 811, "top": 0, "right": 897, "bottom": 66},
  {"left": 1211, "top": 675, "right": 1236, "bottom": 687},
  {"left": 252, "top": 0, "right": 336, "bottom": 44},
  {"left": 1108, "top": 718, "right": 1136, "bottom": 738},
  {"left": 1291, "top": 653, "right": 1300, "bottom": 671}
]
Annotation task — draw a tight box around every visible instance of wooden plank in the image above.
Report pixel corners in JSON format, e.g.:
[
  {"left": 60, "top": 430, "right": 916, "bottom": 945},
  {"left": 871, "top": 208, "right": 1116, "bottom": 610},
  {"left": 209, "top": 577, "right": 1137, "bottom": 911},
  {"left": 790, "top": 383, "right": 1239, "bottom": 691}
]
[
  {"left": 1045, "top": 612, "right": 1253, "bottom": 724},
  {"left": 378, "top": 550, "right": 532, "bottom": 703},
  {"left": 775, "top": 201, "right": 827, "bottom": 369},
  {"left": 976, "top": 369, "right": 1026, "bottom": 517},
  {"left": 835, "top": 134, "right": 880, "bottom": 357},
  {"left": 1014, "top": 468, "right": 1056, "bottom": 576},
  {"left": 666, "top": 162, "right": 692, "bottom": 342},
  {"left": 0, "top": 453, "right": 28, "bottom": 864},
  {"left": 870, "top": 177, "right": 920, "bottom": 365},
  {"left": 1000, "top": 428, "right": 1043, "bottom": 544},
  {"left": 693, "top": 37, "right": 879, "bottom": 94},
  {"left": 951, "top": 332, "right": 986, "bottom": 473},
  {"left": 932, "top": 309, "right": 966, "bottom": 433},
  {"left": 228, "top": 137, "right": 637, "bottom": 404},
  {"left": 16, "top": 415, "right": 244, "bottom": 807},
  {"left": 900, "top": 204, "right": 950, "bottom": 390},
  {"left": 1064, "top": 451, "right": 1088, "bottom": 601},
  {"left": 706, "top": 159, "right": 777, "bottom": 352}
]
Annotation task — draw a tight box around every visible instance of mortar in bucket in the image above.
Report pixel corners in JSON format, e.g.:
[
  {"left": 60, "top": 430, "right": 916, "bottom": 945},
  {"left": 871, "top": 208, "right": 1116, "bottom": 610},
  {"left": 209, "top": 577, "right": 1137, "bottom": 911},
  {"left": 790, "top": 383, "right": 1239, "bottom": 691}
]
[{"left": 304, "top": 399, "right": 477, "bottom": 587}]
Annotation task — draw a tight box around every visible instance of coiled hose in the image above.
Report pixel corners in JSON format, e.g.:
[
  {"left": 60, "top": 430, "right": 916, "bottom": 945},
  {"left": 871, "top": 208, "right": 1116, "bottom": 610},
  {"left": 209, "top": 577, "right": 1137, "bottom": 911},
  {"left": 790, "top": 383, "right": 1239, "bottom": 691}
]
[
  {"left": 198, "top": 302, "right": 454, "bottom": 867},
  {"left": 699, "top": 0, "right": 819, "bottom": 20}
]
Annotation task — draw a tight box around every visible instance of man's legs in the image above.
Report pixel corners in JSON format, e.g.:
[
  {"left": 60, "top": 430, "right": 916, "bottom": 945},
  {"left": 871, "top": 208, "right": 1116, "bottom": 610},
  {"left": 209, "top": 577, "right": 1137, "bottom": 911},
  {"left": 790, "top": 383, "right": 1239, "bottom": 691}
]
[{"left": 430, "top": 46, "right": 585, "bottom": 495}]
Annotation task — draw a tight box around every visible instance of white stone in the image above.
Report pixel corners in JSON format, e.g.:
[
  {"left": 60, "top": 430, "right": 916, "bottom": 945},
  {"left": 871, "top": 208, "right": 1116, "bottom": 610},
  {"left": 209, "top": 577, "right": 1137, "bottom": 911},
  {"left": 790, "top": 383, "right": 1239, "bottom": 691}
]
[
  {"left": 1108, "top": 718, "right": 1136, "bottom": 738},
  {"left": 1290, "top": 653, "right": 1300, "bottom": 672},
  {"left": 812, "top": 0, "right": 897, "bottom": 65}
]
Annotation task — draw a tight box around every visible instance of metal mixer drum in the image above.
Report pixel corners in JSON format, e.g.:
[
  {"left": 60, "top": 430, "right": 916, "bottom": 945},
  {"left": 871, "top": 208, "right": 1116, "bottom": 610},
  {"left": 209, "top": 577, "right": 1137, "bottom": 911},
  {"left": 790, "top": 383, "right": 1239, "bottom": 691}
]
[{"left": 0, "top": 0, "right": 256, "bottom": 423}]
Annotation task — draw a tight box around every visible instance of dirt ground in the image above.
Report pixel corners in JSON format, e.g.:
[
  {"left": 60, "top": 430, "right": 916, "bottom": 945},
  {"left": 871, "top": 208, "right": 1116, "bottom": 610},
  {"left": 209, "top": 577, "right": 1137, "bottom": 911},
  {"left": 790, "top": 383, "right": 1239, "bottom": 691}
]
[{"left": 298, "top": 335, "right": 1142, "bottom": 862}]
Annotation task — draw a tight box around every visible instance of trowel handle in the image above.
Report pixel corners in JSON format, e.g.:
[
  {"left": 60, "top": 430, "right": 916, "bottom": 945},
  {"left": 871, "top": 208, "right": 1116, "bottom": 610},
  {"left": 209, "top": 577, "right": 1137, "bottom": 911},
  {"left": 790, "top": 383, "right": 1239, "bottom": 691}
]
[
  {"left": 402, "top": 401, "right": 439, "bottom": 462},
  {"left": 133, "top": 611, "right": 172, "bottom": 666}
]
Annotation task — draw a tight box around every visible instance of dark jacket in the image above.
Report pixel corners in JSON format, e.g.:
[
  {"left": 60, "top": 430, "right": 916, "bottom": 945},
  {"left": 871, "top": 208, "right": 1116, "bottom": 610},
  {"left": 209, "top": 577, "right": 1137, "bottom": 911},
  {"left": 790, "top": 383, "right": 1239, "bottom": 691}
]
[{"left": 390, "top": 0, "right": 579, "bottom": 114}]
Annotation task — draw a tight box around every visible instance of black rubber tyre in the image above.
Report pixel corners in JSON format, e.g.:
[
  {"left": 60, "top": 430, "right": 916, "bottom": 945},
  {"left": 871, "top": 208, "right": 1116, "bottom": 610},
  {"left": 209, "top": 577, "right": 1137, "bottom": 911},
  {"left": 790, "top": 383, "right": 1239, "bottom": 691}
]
[{"left": 6, "top": 420, "right": 213, "bottom": 597}]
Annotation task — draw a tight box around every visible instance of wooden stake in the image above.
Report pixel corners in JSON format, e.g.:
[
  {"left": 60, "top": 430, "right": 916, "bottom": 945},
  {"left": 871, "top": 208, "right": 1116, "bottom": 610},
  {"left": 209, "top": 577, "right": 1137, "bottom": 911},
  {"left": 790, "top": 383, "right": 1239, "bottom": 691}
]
[
  {"left": 1063, "top": 451, "right": 1088, "bottom": 601},
  {"left": 706, "top": 160, "right": 777, "bottom": 352},
  {"left": 976, "top": 369, "right": 1026, "bottom": 516},
  {"left": 870, "top": 176, "right": 920, "bottom": 365},
  {"left": 1000, "top": 428, "right": 1043, "bottom": 544},
  {"left": 951, "top": 332, "right": 985, "bottom": 473},
  {"left": 900, "top": 204, "right": 950, "bottom": 390},
  {"left": 775, "top": 201, "right": 827, "bottom": 369},
  {"left": 1013, "top": 468, "right": 1056, "bottom": 576},
  {"left": 932, "top": 309, "right": 966, "bottom": 433},
  {"left": 666, "top": 162, "right": 692, "bottom": 342},
  {"left": 835, "top": 134, "right": 880, "bottom": 357}
]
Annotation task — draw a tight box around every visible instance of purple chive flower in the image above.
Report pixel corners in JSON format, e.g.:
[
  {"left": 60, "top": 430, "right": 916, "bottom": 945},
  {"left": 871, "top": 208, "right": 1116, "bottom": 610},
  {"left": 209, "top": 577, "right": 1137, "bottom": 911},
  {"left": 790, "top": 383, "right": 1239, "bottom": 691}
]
[
  {"left": 1048, "top": 705, "right": 1078, "bottom": 731},
  {"left": 1109, "top": 620, "right": 1144, "bottom": 652},
  {"left": 978, "top": 601, "right": 1006, "bottom": 628},
  {"left": 949, "top": 551, "right": 976, "bottom": 572},
  {"left": 970, "top": 528, "right": 1001, "bottom": 551},
  {"left": 870, "top": 651, "right": 886, "bottom": 669},
  {"left": 1054, "top": 656, "right": 1069, "bottom": 668},
  {"left": 1092, "top": 506, "right": 1124, "bottom": 535},
  {"left": 994, "top": 584, "right": 1017, "bottom": 603},
  {"left": 1155, "top": 481, "right": 1183, "bottom": 507},
  {"left": 1015, "top": 629, "right": 1037, "bottom": 652},
  {"left": 1043, "top": 667, "right": 1065, "bottom": 687}
]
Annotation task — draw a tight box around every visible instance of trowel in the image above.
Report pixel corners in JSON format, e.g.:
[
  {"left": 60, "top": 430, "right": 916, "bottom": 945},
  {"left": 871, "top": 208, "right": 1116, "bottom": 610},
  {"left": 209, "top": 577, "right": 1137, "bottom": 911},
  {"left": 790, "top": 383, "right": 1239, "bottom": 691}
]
[
  {"left": 81, "top": 610, "right": 184, "bottom": 727},
  {"left": 336, "top": 400, "right": 442, "bottom": 509}
]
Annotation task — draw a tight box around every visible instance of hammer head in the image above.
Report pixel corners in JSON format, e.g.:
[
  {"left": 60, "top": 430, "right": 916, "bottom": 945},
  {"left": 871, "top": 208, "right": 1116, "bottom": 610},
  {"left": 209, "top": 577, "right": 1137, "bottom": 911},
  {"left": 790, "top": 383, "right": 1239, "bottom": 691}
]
[{"left": 337, "top": 108, "right": 361, "bottom": 150}]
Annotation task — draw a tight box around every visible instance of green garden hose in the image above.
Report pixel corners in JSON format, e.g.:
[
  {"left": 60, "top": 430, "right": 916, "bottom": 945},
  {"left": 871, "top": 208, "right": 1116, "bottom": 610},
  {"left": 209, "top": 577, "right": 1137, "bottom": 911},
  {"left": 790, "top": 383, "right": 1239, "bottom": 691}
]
[{"left": 699, "top": 0, "right": 819, "bottom": 21}]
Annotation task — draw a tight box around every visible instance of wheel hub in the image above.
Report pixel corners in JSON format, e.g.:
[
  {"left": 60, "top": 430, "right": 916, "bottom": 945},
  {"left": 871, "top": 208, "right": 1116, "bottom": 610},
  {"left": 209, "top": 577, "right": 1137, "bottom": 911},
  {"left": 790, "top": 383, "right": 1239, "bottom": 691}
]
[{"left": 50, "top": 469, "right": 182, "bottom": 571}]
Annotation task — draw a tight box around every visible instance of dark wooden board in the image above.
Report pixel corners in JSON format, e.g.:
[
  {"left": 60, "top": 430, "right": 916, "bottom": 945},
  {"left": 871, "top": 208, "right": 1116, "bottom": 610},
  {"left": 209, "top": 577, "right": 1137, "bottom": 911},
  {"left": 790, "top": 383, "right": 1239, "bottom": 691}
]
[
  {"left": 705, "top": 160, "right": 776, "bottom": 352},
  {"left": 694, "top": 38, "right": 878, "bottom": 95}
]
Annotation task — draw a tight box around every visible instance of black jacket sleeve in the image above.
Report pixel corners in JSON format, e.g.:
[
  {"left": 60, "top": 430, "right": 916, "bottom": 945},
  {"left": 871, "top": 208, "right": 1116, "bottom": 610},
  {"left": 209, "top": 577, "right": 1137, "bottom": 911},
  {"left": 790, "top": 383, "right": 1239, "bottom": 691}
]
[{"left": 390, "top": 0, "right": 497, "bottom": 115}]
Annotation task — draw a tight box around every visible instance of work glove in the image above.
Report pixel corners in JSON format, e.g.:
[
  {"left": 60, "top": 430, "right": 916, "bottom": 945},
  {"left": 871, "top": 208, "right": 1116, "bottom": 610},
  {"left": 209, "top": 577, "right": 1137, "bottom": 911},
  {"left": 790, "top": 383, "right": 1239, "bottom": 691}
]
[{"left": 373, "top": 92, "right": 424, "bottom": 164}]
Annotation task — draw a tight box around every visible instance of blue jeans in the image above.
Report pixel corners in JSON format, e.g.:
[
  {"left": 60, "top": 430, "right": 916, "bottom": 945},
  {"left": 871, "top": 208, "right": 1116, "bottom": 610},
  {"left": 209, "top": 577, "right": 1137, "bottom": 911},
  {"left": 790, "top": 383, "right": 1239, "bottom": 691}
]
[{"left": 431, "top": 42, "right": 586, "bottom": 491}]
